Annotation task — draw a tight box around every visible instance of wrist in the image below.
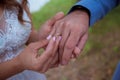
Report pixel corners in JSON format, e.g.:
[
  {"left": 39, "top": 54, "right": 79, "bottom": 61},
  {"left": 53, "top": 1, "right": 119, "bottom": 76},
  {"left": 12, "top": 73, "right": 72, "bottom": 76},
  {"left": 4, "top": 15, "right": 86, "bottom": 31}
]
[
  {"left": 70, "top": 6, "right": 90, "bottom": 27},
  {"left": 70, "top": 5, "right": 90, "bottom": 16},
  {"left": 70, "top": 9, "right": 90, "bottom": 24},
  {"left": 72, "top": 8, "right": 89, "bottom": 18},
  {"left": 69, "top": 5, "right": 90, "bottom": 21},
  {"left": 14, "top": 56, "right": 25, "bottom": 71}
]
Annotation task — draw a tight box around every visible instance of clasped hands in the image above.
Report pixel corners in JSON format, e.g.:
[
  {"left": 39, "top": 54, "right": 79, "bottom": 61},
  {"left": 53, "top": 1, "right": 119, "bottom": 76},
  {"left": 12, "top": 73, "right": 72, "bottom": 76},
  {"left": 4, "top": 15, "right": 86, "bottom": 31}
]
[{"left": 17, "top": 10, "right": 89, "bottom": 73}]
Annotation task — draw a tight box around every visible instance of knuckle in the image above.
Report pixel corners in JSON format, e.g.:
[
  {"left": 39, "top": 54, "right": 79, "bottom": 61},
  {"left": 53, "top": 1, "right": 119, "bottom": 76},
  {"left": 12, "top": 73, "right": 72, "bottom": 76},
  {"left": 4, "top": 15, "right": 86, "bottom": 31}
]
[
  {"left": 74, "top": 26, "right": 81, "bottom": 31},
  {"left": 63, "top": 21, "right": 70, "bottom": 27},
  {"left": 28, "top": 43, "right": 34, "bottom": 48},
  {"left": 46, "top": 53, "right": 54, "bottom": 58},
  {"left": 65, "top": 43, "right": 74, "bottom": 50}
]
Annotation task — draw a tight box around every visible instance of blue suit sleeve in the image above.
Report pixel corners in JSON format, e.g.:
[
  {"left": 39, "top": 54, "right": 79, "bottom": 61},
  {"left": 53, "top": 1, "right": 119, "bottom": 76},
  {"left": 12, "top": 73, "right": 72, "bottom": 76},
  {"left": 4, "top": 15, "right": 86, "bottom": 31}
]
[
  {"left": 70, "top": 0, "right": 119, "bottom": 26},
  {"left": 112, "top": 62, "right": 120, "bottom": 80}
]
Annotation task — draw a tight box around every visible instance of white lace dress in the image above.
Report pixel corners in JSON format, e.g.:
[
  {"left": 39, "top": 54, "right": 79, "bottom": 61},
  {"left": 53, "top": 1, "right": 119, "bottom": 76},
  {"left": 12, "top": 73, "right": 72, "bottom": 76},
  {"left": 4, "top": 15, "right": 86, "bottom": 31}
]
[{"left": 0, "top": 6, "right": 46, "bottom": 80}]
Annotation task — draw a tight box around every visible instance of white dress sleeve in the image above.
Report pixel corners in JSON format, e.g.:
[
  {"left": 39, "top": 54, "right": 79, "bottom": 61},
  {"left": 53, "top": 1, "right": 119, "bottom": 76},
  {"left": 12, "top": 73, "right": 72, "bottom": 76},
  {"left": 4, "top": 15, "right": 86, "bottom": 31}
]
[
  {"left": 0, "top": 9, "right": 31, "bottom": 63},
  {"left": 0, "top": 4, "right": 46, "bottom": 80}
]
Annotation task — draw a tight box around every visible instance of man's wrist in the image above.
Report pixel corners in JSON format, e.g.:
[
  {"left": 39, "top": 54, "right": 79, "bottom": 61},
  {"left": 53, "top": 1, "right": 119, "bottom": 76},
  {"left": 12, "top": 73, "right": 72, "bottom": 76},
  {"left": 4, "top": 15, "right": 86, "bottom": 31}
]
[{"left": 70, "top": 5, "right": 90, "bottom": 18}]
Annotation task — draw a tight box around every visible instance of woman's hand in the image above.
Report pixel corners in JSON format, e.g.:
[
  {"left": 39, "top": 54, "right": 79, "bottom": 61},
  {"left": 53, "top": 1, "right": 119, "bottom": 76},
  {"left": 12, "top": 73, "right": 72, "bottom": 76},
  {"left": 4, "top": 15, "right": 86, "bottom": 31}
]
[
  {"left": 27, "top": 12, "right": 64, "bottom": 44},
  {"left": 16, "top": 36, "right": 61, "bottom": 73}
]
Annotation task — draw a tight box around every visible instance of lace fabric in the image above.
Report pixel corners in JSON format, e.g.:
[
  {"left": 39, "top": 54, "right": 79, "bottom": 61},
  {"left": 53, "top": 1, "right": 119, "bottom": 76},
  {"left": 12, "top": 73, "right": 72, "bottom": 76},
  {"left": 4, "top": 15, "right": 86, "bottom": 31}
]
[
  {"left": 0, "top": 8, "right": 31, "bottom": 63},
  {"left": 0, "top": 1, "right": 47, "bottom": 80}
]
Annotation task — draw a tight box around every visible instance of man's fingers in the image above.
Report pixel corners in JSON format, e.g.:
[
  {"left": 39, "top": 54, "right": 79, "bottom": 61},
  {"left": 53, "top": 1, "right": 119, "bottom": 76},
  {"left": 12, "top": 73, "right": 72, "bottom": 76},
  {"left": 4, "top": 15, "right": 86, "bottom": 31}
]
[
  {"left": 47, "top": 18, "right": 64, "bottom": 41},
  {"left": 47, "top": 12, "right": 64, "bottom": 26},
  {"left": 59, "top": 26, "right": 70, "bottom": 64},
  {"left": 54, "top": 22, "right": 64, "bottom": 36},
  {"left": 61, "top": 31, "right": 80, "bottom": 65},
  {"left": 38, "top": 12, "right": 64, "bottom": 40},
  {"left": 46, "top": 12, "right": 64, "bottom": 38},
  {"left": 74, "top": 32, "right": 88, "bottom": 57}
]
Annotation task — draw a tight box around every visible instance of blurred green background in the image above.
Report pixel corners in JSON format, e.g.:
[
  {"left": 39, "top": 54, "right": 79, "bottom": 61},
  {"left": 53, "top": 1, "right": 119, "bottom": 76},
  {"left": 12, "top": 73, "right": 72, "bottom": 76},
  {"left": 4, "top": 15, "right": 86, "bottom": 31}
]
[{"left": 32, "top": 0, "right": 120, "bottom": 80}]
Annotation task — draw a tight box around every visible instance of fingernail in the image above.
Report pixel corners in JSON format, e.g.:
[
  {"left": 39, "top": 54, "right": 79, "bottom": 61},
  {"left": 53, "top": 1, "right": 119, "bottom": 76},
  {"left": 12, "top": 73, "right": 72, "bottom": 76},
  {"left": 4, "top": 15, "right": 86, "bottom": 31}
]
[
  {"left": 53, "top": 36, "right": 56, "bottom": 41},
  {"left": 59, "top": 36, "right": 62, "bottom": 40},
  {"left": 46, "top": 35, "right": 52, "bottom": 40}
]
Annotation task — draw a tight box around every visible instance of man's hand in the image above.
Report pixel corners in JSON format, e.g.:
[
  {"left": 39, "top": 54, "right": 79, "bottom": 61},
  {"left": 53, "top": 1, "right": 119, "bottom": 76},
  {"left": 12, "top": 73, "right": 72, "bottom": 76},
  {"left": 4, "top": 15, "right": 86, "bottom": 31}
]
[
  {"left": 38, "top": 12, "right": 64, "bottom": 41},
  {"left": 51, "top": 10, "right": 89, "bottom": 65}
]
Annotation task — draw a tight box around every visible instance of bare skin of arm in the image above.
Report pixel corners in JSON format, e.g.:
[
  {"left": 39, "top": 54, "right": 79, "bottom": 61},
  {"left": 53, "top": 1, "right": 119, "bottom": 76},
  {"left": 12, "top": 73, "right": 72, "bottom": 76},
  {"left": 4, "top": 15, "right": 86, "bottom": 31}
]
[{"left": 0, "top": 57, "right": 23, "bottom": 80}]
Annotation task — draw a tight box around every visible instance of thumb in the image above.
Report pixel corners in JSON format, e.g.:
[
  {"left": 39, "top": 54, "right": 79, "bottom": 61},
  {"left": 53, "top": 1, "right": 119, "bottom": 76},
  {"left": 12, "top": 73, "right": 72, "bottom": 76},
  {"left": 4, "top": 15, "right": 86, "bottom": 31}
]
[
  {"left": 33, "top": 40, "right": 48, "bottom": 50},
  {"left": 47, "top": 12, "right": 64, "bottom": 26}
]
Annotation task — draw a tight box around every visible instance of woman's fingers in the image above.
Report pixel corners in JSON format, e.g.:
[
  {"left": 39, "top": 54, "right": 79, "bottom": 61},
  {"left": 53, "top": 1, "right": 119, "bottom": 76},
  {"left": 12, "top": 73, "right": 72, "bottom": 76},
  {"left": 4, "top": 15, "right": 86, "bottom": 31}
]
[
  {"left": 29, "top": 40, "right": 48, "bottom": 54},
  {"left": 38, "top": 37, "right": 56, "bottom": 63},
  {"left": 44, "top": 37, "right": 61, "bottom": 71},
  {"left": 41, "top": 36, "right": 61, "bottom": 72},
  {"left": 49, "top": 52, "right": 59, "bottom": 68},
  {"left": 35, "top": 37, "right": 56, "bottom": 72},
  {"left": 37, "top": 36, "right": 61, "bottom": 72},
  {"left": 42, "top": 53, "right": 58, "bottom": 72}
]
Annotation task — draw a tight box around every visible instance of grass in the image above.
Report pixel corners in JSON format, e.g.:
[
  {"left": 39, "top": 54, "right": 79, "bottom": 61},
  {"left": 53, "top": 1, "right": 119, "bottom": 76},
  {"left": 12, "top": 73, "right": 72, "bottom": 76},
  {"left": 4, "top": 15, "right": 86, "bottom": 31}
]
[
  {"left": 32, "top": 0, "right": 77, "bottom": 29},
  {"left": 91, "top": 6, "right": 120, "bottom": 35},
  {"left": 86, "top": 6, "right": 120, "bottom": 55},
  {"left": 31, "top": 1, "right": 120, "bottom": 80}
]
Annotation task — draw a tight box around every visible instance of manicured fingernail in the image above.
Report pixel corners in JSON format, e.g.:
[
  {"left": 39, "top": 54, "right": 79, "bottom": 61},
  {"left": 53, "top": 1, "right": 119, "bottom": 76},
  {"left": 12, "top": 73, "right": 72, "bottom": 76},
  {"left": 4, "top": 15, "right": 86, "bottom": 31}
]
[
  {"left": 53, "top": 36, "right": 56, "bottom": 41},
  {"left": 46, "top": 35, "right": 52, "bottom": 40},
  {"left": 59, "top": 36, "right": 62, "bottom": 40}
]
